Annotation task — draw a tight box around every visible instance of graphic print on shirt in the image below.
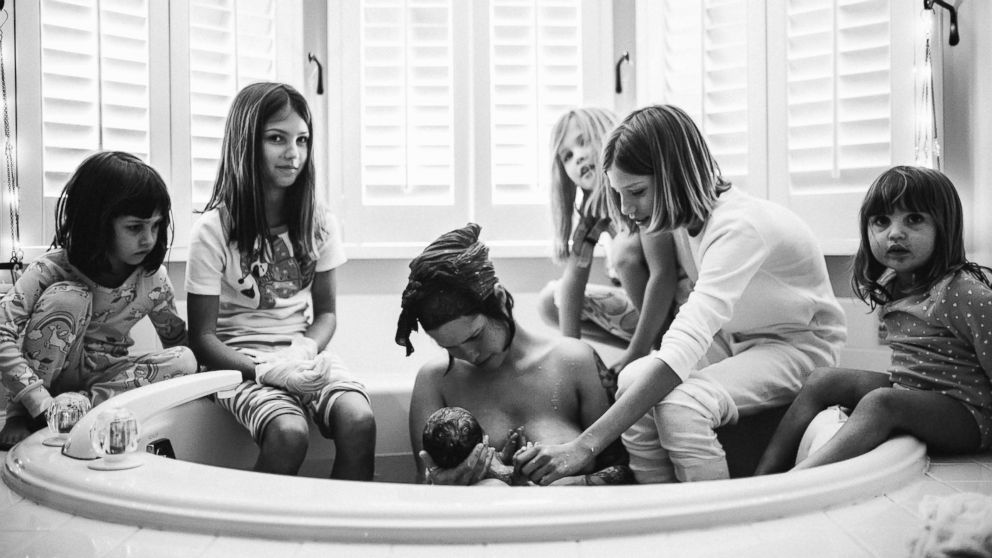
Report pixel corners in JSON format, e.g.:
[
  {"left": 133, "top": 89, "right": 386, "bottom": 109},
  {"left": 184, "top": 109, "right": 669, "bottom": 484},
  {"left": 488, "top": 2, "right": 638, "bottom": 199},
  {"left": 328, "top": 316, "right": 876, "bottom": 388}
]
[{"left": 236, "top": 234, "right": 315, "bottom": 310}]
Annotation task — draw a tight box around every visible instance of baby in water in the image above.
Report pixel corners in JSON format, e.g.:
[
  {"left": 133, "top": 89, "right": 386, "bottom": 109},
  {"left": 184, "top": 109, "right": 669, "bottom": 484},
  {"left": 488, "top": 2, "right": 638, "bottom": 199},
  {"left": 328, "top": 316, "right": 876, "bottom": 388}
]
[{"left": 422, "top": 407, "right": 531, "bottom": 486}]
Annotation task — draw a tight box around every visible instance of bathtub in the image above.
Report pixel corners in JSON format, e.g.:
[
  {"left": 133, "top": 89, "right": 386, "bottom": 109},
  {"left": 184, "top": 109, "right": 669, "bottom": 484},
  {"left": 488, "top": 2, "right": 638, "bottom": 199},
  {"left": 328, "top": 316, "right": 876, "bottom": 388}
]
[{"left": 1, "top": 370, "right": 928, "bottom": 545}]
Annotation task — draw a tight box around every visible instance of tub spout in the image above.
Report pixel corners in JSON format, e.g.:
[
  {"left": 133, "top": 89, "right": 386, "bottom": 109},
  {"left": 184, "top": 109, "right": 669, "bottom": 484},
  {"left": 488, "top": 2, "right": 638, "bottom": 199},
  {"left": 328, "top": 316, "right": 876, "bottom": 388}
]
[{"left": 61, "top": 371, "right": 244, "bottom": 461}]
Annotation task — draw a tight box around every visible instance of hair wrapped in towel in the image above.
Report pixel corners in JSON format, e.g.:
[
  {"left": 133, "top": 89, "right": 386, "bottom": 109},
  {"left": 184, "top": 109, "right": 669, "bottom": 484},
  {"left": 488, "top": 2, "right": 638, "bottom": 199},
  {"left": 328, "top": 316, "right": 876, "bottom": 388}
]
[{"left": 396, "top": 223, "right": 513, "bottom": 356}]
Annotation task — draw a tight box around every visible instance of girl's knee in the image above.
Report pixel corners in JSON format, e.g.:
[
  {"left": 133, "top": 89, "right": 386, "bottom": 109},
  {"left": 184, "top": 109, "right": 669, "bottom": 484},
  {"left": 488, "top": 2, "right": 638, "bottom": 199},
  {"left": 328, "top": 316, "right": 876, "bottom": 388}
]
[
  {"left": 799, "top": 367, "right": 836, "bottom": 397},
  {"left": 855, "top": 387, "right": 900, "bottom": 416},
  {"left": 327, "top": 392, "right": 376, "bottom": 437},
  {"left": 173, "top": 347, "right": 199, "bottom": 375},
  {"left": 659, "top": 379, "right": 731, "bottom": 427},
  {"left": 38, "top": 281, "right": 92, "bottom": 312},
  {"left": 261, "top": 414, "right": 310, "bottom": 455}
]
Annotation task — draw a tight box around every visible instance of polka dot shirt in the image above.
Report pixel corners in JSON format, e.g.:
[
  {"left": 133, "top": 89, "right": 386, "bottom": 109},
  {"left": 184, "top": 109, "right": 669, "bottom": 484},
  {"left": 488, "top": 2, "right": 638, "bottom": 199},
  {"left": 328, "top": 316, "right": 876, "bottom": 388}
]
[{"left": 882, "top": 270, "right": 992, "bottom": 447}]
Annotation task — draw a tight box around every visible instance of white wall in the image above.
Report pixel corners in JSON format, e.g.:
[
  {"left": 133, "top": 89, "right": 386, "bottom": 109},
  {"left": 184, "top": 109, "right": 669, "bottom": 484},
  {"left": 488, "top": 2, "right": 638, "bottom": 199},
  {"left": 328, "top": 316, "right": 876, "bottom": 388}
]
[{"left": 943, "top": 0, "right": 992, "bottom": 265}]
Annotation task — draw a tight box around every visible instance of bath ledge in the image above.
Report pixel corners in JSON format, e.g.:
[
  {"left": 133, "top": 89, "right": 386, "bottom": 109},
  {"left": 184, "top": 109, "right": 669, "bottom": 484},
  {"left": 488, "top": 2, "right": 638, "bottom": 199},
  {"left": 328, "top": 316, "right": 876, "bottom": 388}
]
[{"left": 3, "top": 374, "right": 927, "bottom": 544}]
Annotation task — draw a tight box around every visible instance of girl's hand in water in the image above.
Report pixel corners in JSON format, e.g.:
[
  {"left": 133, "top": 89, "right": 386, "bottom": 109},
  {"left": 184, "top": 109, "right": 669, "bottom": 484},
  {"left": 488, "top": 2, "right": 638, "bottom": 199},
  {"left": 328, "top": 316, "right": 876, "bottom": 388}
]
[
  {"left": 513, "top": 440, "right": 593, "bottom": 486},
  {"left": 422, "top": 435, "right": 496, "bottom": 485}
]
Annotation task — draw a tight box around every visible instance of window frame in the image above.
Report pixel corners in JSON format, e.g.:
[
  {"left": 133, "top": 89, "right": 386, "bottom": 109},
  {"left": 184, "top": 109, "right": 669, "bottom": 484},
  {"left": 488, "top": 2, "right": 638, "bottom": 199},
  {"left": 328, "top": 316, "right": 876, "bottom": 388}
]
[
  {"left": 634, "top": 0, "right": 925, "bottom": 256},
  {"left": 326, "top": 0, "right": 615, "bottom": 260},
  {"left": 10, "top": 0, "right": 303, "bottom": 262}
]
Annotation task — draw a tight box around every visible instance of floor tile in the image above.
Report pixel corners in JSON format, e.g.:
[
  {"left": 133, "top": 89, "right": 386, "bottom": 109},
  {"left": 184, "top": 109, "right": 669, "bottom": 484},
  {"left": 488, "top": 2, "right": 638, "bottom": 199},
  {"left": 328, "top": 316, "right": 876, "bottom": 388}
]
[
  {"left": 0, "top": 480, "right": 24, "bottom": 511},
  {"left": 103, "top": 528, "right": 215, "bottom": 558},
  {"left": 1, "top": 516, "right": 136, "bottom": 558},
  {"left": 482, "top": 540, "right": 580, "bottom": 558},
  {"left": 885, "top": 478, "right": 961, "bottom": 517},
  {"left": 638, "top": 524, "right": 765, "bottom": 558},
  {"left": 0, "top": 499, "right": 74, "bottom": 532},
  {"left": 203, "top": 536, "right": 304, "bottom": 558},
  {"left": 578, "top": 533, "right": 673, "bottom": 557},
  {"left": 926, "top": 461, "right": 992, "bottom": 483},
  {"left": 296, "top": 542, "right": 393, "bottom": 558},
  {"left": 390, "top": 543, "right": 489, "bottom": 558},
  {"left": 826, "top": 497, "right": 921, "bottom": 557},
  {"left": 942, "top": 481, "right": 992, "bottom": 494},
  {"left": 749, "top": 511, "right": 872, "bottom": 558}
]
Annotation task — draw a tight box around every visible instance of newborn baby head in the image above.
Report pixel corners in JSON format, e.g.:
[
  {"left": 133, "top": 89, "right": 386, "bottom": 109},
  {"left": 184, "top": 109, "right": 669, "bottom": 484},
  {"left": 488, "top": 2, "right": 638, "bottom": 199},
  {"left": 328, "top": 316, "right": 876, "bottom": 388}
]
[{"left": 422, "top": 406, "right": 484, "bottom": 469}]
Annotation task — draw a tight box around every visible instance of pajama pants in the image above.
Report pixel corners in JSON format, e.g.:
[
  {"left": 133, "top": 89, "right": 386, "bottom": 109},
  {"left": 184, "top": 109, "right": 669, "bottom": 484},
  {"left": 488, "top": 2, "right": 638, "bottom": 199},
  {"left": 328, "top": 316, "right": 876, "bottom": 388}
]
[
  {"left": 618, "top": 330, "right": 838, "bottom": 483},
  {"left": 8, "top": 281, "right": 196, "bottom": 417}
]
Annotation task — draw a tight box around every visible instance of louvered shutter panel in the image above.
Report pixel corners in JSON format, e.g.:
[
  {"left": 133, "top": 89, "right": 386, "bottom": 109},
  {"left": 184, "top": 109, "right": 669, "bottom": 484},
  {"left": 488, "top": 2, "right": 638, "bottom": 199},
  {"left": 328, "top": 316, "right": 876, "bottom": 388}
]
[
  {"left": 768, "top": 0, "right": 914, "bottom": 253},
  {"left": 188, "top": 0, "right": 278, "bottom": 205},
  {"left": 489, "top": 0, "right": 581, "bottom": 205},
  {"left": 784, "top": 0, "right": 891, "bottom": 191},
  {"left": 40, "top": 0, "right": 150, "bottom": 196},
  {"left": 360, "top": 0, "right": 454, "bottom": 206},
  {"left": 644, "top": 0, "right": 752, "bottom": 192},
  {"left": 336, "top": 0, "right": 606, "bottom": 253}
]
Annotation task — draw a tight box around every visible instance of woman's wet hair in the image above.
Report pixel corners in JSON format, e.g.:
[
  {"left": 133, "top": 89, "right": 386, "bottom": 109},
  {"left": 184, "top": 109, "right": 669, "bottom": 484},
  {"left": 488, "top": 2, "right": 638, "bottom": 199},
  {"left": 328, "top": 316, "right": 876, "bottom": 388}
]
[
  {"left": 853, "top": 165, "right": 991, "bottom": 305},
  {"left": 396, "top": 223, "right": 515, "bottom": 356},
  {"left": 53, "top": 151, "right": 172, "bottom": 277}
]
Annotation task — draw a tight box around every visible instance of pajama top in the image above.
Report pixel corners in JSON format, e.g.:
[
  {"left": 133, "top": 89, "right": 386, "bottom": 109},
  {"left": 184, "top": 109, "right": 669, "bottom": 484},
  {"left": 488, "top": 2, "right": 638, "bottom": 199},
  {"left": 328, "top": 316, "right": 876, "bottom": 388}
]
[{"left": 0, "top": 250, "right": 187, "bottom": 415}]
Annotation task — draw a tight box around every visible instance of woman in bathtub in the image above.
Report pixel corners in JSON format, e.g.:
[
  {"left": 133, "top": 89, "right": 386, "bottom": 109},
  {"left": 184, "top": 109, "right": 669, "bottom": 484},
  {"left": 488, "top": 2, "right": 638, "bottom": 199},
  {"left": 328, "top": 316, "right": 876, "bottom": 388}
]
[{"left": 396, "top": 223, "right": 632, "bottom": 486}]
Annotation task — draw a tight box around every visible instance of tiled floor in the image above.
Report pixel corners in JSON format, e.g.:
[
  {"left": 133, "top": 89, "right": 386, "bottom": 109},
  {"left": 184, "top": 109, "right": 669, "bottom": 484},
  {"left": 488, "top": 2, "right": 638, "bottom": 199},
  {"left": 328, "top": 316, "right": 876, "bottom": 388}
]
[
  {"left": 3, "top": 292, "right": 992, "bottom": 556},
  {"left": 2, "top": 452, "right": 992, "bottom": 557}
]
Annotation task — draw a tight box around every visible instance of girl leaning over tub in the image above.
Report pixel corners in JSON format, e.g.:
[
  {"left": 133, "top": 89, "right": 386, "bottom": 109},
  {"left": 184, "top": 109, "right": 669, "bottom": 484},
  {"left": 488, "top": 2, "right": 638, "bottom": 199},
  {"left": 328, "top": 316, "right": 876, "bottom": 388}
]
[
  {"left": 185, "top": 82, "right": 375, "bottom": 480},
  {"left": 0, "top": 151, "right": 197, "bottom": 450},
  {"left": 515, "top": 105, "right": 847, "bottom": 485}
]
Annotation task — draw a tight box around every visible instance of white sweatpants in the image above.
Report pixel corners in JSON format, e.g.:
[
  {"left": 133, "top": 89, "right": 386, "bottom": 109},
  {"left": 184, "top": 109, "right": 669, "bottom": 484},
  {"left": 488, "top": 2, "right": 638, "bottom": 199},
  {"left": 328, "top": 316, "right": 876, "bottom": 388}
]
[{"left": 619, "top": 331, "right": 837, "bottom": 483}]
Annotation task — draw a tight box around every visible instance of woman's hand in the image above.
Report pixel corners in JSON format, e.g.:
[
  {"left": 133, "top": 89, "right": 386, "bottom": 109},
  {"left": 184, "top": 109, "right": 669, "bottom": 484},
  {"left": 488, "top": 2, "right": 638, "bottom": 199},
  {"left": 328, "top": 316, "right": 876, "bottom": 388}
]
[
  {"left": 421, "top": 435, "right": 496, "bottom": 486},
  {"left": 513, "top": 440, "right": 594, "bottom": 486}
]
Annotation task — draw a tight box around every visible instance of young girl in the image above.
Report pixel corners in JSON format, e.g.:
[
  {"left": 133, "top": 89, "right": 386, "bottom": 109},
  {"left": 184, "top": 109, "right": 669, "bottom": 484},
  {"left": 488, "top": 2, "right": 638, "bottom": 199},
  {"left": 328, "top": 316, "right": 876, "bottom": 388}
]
[
  {"left": 0, "top": 151, "right": 196, "bottom": 449},
  {"left": 515, "top": 104, "right": 846, "bottom": 484},
  {"left": 755, "top": 166, "right": 992, "bottom": 474},
  {"left": 186, "top": 82, "right": 375, "bottom": 480},
  {"left": 538, "top": 108, "right": 683, "bottom": 373}
]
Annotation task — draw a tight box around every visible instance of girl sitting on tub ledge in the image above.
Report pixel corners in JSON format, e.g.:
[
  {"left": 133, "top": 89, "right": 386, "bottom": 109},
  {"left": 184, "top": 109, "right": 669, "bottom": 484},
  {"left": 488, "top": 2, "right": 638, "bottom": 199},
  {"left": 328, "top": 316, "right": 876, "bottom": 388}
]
[{"left": 756, "top": 166, "right": 992, "bottom": 474}]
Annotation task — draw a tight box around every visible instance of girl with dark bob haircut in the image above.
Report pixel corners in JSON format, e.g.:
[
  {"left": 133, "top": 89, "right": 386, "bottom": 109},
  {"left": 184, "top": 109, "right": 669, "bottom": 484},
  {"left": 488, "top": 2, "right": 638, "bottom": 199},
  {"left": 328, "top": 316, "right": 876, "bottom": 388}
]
[{"left": 0, "top": 151, "right": 196, "bottom": 450}]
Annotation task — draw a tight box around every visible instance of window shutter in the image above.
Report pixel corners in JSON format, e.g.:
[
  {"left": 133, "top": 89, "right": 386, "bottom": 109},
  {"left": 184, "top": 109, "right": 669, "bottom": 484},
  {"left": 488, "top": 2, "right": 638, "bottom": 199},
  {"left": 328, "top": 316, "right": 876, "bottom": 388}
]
[
  {"left": 783, "top": 0, "right": 891, "bottom": 191},
  {"left": 646, "top": 0, "right": 752, "bottom": 191},
  {"left": 40, "top": 0, "right": 151, "bottom": 196},
  {"left": 359, "top": 0, "right": 454, "bottom": 206},
  {"left": 188, "top": 0, "right": 278, "bottom": 205},
  {"left": 489, "top": 0, "right": 582, "bottom": 205},
  {"left": 767, "top": 0, "right": 913, "bottom": 253}
]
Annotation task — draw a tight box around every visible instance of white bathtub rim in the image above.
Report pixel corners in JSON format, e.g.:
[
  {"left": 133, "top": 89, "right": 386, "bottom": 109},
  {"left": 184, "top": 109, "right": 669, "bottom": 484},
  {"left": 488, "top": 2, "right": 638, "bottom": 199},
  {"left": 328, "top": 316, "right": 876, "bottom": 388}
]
[{"left": 3, "top": 428, "right": 926, "bottom": 544}]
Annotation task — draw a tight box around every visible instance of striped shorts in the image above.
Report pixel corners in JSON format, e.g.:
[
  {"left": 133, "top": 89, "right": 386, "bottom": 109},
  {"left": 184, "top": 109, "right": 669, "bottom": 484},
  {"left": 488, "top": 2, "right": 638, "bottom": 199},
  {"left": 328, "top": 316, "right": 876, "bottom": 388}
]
[{"left": 216, "top": 350, "right": 369, "bottom": 444}]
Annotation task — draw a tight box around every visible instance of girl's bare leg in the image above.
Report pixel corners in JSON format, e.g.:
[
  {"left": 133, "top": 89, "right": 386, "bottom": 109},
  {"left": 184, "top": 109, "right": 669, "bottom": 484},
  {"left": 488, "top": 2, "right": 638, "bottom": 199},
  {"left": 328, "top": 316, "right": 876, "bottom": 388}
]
[
  {"left": 754, "top": 368, "right": 890, "bottom": 475},
  {"left": 256, "top": 414, "right": 310, "bottom": 475},
  {"left": 325, "top": 392, "right": 376, "bottom": 481},
  {"left": 795, "top": 387, "right": 980, "bottom": 470}
]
